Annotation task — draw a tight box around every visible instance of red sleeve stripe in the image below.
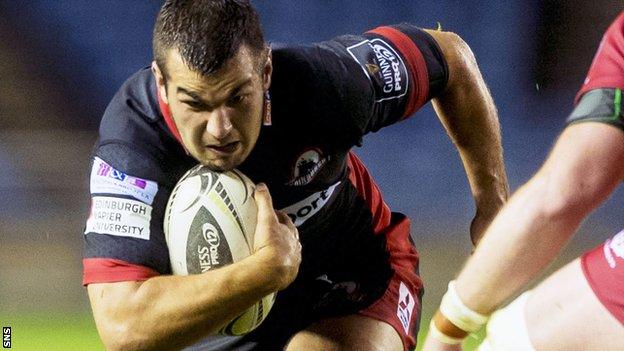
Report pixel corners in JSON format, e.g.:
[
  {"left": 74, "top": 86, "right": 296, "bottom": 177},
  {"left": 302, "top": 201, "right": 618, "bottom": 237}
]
[
  {"left": 83, "top": 258, "right": 160, "bottom": 286},
  {"left": 367, "top": 26, "right": 430, "bottom": 119},
  {"left": 347, "top": 152, "right": 392, "bottom": 234},
  {"left": 157, "top": 88, "right": 185, "bottom": 145}
]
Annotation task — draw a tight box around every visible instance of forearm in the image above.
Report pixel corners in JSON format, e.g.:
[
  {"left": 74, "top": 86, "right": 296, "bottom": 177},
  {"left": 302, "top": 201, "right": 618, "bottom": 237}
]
[
  {"left": 90, "top": 253, "right": 278, "bottom": 351},
  {"left": 425, "top": 169, "right": 591, "bottom": 348},
  {"left": 426, "top": 29, "right": 508, "bottom": 243},
  {"left": 455, "top": 123, "right": 624, "bottom": 314},
  {"left": 455, "top": 173, "right": 583, "bottom": 314},
  {"left": 91, "top": 183, "right": 302, "bottom": 351},
  {"left": 431, "top": 68, "right": 507, "bottom": 209}
]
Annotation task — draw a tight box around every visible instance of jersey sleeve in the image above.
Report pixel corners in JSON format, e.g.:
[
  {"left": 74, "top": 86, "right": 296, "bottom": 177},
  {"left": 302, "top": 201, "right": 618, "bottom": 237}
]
[
  {"left": 271, "top": 24, "right": 448, "bottom": 147},
  {"left": 338, "top": 24, "right": 448, "bottom": 135},
  {"left": 360, "top": 24, "right": 448, "bottom": 125},
  {"left": 567, "top": 12, "right": 624, "bottom": 130},
  {"left": 82, "top": 142, "right": 172, "bottom": 285},
  {"left": 575, "top": 12, "right": 624, "bottom": 102}
]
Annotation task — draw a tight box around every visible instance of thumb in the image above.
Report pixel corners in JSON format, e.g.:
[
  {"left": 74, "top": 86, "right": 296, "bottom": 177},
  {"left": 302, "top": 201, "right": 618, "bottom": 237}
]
[{"left": 254, "top": 183, "right": 276, "bottom": 223}]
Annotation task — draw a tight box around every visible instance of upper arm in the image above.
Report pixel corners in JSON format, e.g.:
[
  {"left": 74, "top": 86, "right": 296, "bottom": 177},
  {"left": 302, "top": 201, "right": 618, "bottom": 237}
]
[
  {"left": 88, "top": 281, "right": 143, "bottom": 321},
  {"left": 84, "top": 71, "right": 184, "bottom": 286},
  {"left": 539, "top": 122, "right": 624, "bottom": 215},
  {"left": 422, "top": 29, "right": 476, "bottom": 94},
  {"left": 83, "top": 144, "right": 170, "bottom": 346},
  {"left": 87, "top": 280, "right": 143, "bottom": 349},
  {"left": 421, "top": 28, "right": 500, "bottom": 151},
  {"left": 83, "top": 142, "right": 174, "bottom": 285},
  {"left": 542, "top": 12, "right": 624, "bottom": 211}
]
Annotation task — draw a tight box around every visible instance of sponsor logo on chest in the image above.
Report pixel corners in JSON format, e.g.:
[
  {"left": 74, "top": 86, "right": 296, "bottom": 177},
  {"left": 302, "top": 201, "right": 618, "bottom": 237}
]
[
  {"left": 281, "top": 182, "right": 340, "bottom": 226},
  {"left": 286, "top": 148, "right": 330, "bottom": 186}
]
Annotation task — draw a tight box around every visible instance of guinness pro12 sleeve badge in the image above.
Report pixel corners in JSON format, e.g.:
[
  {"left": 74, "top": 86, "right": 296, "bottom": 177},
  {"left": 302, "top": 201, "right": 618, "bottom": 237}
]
[{"left": 347, "top": 38, "right": 409, "bottom": 102}]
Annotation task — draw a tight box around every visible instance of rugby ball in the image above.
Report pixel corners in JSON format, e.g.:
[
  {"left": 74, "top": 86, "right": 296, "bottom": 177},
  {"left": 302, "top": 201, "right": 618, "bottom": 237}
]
[{"left": 163, "top": 164, "right": 275, "bottom": 335}]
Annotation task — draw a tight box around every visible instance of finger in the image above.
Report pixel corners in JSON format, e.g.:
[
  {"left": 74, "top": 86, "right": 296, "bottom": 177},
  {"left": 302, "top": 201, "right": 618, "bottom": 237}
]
[
  {"left": 275, "top": 212, "right": 299, "bottom": 239},
  {"left": 275, "top": 211, "right": 296, "bottom": 230},
  {"left": 293, "top": 227, "right": 300, "bottom": 242},
  {"left": 254, "top": 183, "right": 277, "bottom": 224}
]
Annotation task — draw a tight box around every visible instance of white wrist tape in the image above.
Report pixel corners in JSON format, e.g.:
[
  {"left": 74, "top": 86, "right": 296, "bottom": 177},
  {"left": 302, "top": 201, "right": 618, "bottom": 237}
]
[
  {"left": 428, "top": 320, "right": 464, "bottom": 345},
  {"left": 439, "top": 280, "right": 489, "bottom": 333}
]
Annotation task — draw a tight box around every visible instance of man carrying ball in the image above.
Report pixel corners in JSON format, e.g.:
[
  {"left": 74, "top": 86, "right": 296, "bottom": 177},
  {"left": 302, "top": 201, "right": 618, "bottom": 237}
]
[{"left": 83, "top": 1, "right": 508, "bottom": 350}]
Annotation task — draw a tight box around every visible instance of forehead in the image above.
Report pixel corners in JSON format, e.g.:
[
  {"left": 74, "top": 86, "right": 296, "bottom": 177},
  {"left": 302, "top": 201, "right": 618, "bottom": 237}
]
[{"left": 164, "top": 45, "right": 259, "bottom": 90}]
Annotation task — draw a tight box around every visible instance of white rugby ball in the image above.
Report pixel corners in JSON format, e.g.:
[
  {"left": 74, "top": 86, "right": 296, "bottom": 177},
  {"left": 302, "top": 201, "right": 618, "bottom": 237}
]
[{"left": 163, "top": 164, "right": 275, "bottom": 336}]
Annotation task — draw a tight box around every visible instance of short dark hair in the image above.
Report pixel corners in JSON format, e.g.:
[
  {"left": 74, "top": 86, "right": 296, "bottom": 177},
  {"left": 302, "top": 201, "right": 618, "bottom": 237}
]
[{"left": 153, "top": 0, "right": 266, "bottom": 78}]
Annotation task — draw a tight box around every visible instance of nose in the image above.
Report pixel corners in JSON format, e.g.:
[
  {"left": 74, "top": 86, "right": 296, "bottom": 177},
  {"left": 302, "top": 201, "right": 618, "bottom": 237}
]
[{"left": 205, "top": 108, "right": 233, "bottom": 140}]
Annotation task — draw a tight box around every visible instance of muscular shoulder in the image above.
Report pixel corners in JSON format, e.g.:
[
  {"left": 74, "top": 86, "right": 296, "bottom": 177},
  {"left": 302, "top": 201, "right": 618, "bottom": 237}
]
[
  {"left": 269, "top": 43, "right": 374, "bottom": 144},
  {"left": 97, "top": 68, "right": 187, "bottom": 179},
  {"left": 99, "top": 68, "right": 161, "bottom": 139},
  {"left": 271, "top": 42, "right": 373, "bottom": 108},
  {"left": 422, "top": 29, "right": 477, "bottom": 93}
]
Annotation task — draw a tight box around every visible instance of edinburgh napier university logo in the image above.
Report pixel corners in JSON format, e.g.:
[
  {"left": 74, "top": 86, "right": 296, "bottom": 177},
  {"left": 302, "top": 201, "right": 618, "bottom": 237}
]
[{"left": 3, "top": 327, "right": 10, "bottom": 349}]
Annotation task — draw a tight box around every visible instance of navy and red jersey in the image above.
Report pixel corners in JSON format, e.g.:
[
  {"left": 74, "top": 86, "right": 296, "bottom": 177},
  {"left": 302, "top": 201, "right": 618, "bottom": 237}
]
[{"left": 83, "top": 24, "right": 448, "bottom": 349}]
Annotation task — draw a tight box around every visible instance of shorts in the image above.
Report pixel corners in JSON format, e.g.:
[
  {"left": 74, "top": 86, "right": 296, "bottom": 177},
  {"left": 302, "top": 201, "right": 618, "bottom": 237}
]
[
  {"left": 359, "top": 214, "right": 423, "bottom": 350},
  {"left": 186, "top": 213, "right": 423, "bottom": 351},
  {"left": 581, "top": 229, "right": 624, "bottom": 325}
]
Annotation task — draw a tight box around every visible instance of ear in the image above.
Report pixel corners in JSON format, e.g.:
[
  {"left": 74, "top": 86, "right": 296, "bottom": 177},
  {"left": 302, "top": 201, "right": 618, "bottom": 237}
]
[
  {"left": 151, "top": 61, "right": 169, "bottom": 105},
  {"left": 262, "top": 48, "right": 272, "bottom": 91}
]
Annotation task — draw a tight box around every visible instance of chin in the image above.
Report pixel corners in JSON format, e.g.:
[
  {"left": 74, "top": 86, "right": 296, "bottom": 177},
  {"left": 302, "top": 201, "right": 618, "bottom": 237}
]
[
  {"left": 192, "top": 149, "right": 245, "bottom": 172},
  {"left": 201, "top": 157, "right": 240, "bottom": 172},
  {"left": 205, "top": 164, "right": 231, "bottom": 172}
]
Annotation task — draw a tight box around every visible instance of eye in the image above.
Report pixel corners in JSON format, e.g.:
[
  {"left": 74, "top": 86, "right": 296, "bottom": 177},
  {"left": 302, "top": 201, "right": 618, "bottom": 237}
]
[
  {"left": 183, "top": 100, "right": 206, "bottom": 111},
  {"left": 228, "top": 94, "right": 248, "bottom": 105}
]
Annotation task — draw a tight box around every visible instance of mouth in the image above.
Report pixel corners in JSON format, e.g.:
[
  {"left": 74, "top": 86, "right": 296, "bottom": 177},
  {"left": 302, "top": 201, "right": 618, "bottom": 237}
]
[{"left": 205, "top": 141, "right": 240, "bottom": 155}]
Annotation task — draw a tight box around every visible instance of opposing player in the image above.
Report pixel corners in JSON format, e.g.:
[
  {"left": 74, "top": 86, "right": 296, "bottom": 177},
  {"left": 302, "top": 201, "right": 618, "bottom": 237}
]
[
  {"left": 423, "top": 11, "right": 624, "bottom": 351},
  {"left": 83, "top": 1, "right": 508, "bottom": 350}
]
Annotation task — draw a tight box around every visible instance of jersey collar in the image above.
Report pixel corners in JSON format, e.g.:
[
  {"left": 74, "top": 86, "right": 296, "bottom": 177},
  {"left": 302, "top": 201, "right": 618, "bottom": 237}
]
[{"left": 156, "top": 88, "right": 186, "bottom": 149}]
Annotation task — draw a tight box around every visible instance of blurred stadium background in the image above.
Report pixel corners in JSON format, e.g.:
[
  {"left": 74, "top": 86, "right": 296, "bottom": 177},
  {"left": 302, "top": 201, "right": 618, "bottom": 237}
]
[{"left": 1, "top": 1, "right": 623, "bottom": 350}]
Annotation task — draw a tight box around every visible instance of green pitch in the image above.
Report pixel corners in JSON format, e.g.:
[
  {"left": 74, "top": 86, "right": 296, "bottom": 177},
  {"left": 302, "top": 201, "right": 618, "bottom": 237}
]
[
  {"left": 3, "top": 311, "right": 484, "bottom": 351},
  {"left": 2, "top": 313, "right": 103, "bottom": 351},
  {"left": 416, "top": 325, "right": 486, "bottom": 350}
]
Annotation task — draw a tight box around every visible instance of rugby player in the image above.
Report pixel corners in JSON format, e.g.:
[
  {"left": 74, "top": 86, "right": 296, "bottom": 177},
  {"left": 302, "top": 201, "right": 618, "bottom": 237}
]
[
  {"left": 424, "top": 11, "right": 624, "bottom": 351},
  {"left": 82, "top": 1, "right": 508, "bottom": 350}
]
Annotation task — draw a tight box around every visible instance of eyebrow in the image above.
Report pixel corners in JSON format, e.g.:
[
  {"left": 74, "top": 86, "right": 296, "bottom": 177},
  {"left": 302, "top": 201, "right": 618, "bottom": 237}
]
[
  {"left": 176, "top": 87, "right": 204, "bottom": 102},
  {"left": 176, "top": 79, "right": 253, "bottom": 104}
]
